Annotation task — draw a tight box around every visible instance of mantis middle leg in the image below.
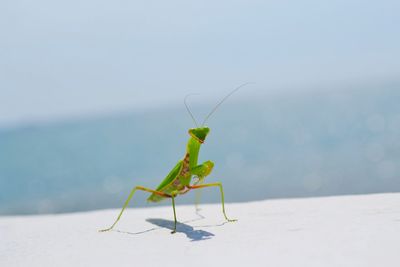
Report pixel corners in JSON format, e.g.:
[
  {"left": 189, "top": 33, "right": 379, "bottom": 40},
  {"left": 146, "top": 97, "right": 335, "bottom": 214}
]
[
  {"left": 188, "top": 182, "right": 237, "bottom": 222},
  {"left": 99, "top": 186, "right": 173, "bottom": 232},
  {"left": 171, "top": 195, "right": 177, "bottom": 234}
]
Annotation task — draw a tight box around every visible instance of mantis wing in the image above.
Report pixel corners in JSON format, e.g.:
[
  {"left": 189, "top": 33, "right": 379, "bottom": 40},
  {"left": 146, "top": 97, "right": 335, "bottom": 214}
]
[{"left": 147, "top": 160, "right": 183, "bottom": 202}]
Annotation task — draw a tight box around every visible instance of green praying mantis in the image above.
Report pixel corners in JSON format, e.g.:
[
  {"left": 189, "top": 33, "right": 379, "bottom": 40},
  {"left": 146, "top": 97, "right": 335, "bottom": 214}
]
[{"left": 100, "top": 84, "right": 250, "bottom": 234}]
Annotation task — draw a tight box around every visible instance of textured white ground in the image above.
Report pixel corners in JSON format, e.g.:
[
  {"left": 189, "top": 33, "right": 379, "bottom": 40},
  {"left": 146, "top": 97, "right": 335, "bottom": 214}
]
[{"left": 1, "top": 193, "right": 400, "bottom": 267}]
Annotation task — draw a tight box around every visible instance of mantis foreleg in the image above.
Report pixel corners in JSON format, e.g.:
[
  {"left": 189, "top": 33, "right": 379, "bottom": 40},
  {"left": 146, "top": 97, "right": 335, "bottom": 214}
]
[
  {"left": 194, "top": 177, "right": 205, "bottom": 212},
  {"left": 191, "top": 160, "right": 214, "bottom": 177},
  {"left": 191, "top": 161, "right": 212, "bottom": 210},
  {"left": 195, "top": 188, "right": 203, "bottom": 212},
  {"left": 99, "top": 186, "right": 172, "bottom": 232},
  {"left": 188, "top": 182, "right": 237, "bottom": 222}
]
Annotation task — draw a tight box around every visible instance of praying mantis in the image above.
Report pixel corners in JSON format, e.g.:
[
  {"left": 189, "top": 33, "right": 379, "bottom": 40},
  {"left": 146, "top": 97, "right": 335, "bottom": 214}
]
[{"left": 100, "top": 84, "right": 250, "bottom": 234}]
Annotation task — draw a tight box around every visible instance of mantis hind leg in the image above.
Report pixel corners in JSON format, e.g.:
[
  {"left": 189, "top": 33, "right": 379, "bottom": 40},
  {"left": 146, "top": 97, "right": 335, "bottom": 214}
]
[
  {"left": 99, "top": 186, "right": 172, "bottom": 232},
  {"left": 188, "top": 182, "right": 237, "bottom": 222}
]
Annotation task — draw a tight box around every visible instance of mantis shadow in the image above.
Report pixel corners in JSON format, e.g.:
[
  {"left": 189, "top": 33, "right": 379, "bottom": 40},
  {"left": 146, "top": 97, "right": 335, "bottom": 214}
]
[
  {"left": 115, "top": 209, "right": 228, "bottom": 241},
  {"left": 146, "top": 218, "right": 214, "bottom": 242}
]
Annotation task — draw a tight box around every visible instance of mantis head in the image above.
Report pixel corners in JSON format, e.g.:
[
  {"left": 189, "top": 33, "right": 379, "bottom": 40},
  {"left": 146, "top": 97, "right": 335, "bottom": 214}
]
[{"left": 188, "top": 127, "right": 210, "bottom": 144}]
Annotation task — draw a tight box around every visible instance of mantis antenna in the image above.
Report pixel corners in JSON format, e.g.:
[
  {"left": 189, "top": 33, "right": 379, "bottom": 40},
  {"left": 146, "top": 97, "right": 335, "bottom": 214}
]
[
  {"left": 201, "top": 82, "right": 253, "bottom": 126},
  {"left": 184, "top": 94, "right": 200, "bottom": 127}
]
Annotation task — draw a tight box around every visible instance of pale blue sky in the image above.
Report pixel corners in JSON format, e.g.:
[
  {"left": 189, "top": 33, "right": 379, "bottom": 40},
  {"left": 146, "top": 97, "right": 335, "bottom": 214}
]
[{"left": 1, "top": 0, "right": 399, "bottom": 127}]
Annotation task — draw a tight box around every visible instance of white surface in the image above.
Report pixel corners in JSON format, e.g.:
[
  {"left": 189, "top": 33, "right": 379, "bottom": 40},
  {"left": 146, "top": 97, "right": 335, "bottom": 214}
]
[{"left": 1, "top": 193, "right": 400, "bottom": 267}]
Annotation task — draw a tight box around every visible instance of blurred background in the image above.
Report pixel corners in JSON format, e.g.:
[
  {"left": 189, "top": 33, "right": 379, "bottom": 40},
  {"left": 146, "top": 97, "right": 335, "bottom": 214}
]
[{"left": 1, "top": 0, "right": 399, "bottom": 215}]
